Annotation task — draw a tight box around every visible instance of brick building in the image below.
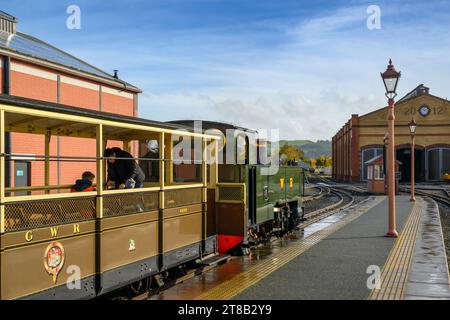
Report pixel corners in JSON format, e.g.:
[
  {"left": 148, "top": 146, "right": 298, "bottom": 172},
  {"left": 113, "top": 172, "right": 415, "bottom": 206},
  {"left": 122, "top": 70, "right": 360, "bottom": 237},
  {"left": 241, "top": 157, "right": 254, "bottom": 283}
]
[
  {"left": 0, "top": 11, "right": 141, "bottom": 189},
  {"left": 332, "top": 84, "right": 450, "bottom": 182}
]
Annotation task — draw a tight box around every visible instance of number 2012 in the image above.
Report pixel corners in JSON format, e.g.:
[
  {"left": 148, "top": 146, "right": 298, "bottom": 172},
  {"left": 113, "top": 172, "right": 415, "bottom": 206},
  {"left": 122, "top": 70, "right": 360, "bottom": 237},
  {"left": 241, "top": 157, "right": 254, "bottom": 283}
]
[{"left": 404, "top": 106, "right": 444, "bottom": 116}]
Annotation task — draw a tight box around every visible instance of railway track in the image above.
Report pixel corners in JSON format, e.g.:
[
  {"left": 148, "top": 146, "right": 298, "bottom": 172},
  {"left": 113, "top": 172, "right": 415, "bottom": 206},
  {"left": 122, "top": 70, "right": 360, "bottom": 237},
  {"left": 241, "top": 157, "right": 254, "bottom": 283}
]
[
  {"left": 400, "top": 186, "right": 450, "bottom": 207},
  {"left": 111, "top": 182, "right": 364, "bottom": 300},
  {"left": 303, "top": 185, "right": 330, "bottom": 202}
]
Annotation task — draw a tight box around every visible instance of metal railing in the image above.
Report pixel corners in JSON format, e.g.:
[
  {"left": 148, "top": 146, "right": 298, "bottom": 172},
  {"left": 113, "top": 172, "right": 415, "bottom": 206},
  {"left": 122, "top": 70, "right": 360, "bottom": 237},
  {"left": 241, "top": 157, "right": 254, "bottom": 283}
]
[
  {"left": 216, "top": 183, "right": 246, "bottom": 204},
  {"left": 0, "top": 153, "right": 209, "bottom": 232}
]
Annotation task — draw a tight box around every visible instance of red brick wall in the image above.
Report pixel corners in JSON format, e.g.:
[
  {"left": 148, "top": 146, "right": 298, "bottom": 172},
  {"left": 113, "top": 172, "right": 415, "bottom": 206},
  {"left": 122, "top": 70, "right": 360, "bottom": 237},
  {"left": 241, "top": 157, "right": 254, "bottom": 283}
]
[
  {"left": 101, "top": 88, "right": 134, "bottom": 116},
  {"left": 9, "top": 132, "right": 58, "bottom": 187},
  {"left": 59, "top": 137, "right": 97, "bottom": 186},
  {"left": 332, "top": 115, "right": 361, "bottom": 182},
  {"left": 350, "top": 115, "right": 360, "bottom": 182},
  {"left": 10, "top": 60, "right": 58, "bottom": 102},
  {"left": 60, "top": 76, "right": 100, "bottom": 111}
]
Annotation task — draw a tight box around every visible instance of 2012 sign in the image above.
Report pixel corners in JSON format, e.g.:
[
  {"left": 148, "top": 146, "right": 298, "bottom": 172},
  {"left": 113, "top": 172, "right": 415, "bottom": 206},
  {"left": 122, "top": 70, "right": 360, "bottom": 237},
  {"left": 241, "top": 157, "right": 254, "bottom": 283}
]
[{"left": 404, "top": 105, "right": 444, "bottom": 117}]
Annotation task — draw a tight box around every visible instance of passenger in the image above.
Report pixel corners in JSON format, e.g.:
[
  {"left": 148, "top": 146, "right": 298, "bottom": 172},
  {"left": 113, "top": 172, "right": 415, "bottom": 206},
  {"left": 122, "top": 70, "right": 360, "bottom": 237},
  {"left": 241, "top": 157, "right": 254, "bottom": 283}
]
[
  {"left": 71, "top": 171, "right": 95, "bottom": 192},
  {"left": 104, "top": 147, "right": 145, "bottom": 189}
]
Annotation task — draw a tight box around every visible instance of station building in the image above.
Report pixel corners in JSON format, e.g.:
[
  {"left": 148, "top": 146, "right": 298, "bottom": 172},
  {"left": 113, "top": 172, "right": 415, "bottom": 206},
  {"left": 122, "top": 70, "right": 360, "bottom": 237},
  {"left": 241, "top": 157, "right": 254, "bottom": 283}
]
[
  {"left": 332, "top": 84, "right": 450, "bottom": 183},
  {"left": 0, "top": 11, "right": 141, "bottom": 190}
]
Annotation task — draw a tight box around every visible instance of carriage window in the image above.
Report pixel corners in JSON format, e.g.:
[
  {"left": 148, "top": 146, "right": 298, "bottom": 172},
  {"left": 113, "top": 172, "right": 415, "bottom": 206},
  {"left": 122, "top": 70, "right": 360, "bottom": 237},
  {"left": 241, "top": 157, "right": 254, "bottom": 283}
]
[{"left": 172, "top": 137, "right": 202, "bottom": 183}]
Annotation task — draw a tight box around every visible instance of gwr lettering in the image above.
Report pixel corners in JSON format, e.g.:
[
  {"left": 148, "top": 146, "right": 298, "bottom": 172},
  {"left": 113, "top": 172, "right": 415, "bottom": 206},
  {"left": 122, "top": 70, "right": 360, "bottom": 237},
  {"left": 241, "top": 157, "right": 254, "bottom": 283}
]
[
  {"left": 25, "top": 230, "right": 33, "bottom": 242},
  {"left": 50, "top": 227, "right": 59, "bottom": 237},
  {"left": 23, "top": 224, "right": 80, "bottom": 242}
]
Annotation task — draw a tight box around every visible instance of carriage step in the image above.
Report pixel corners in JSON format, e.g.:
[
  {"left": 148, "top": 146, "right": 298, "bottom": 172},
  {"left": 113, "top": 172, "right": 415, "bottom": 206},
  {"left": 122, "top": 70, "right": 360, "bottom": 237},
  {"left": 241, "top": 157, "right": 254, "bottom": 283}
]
[{"left": 199, "top": 254, "right": 230, "bottom": 266}]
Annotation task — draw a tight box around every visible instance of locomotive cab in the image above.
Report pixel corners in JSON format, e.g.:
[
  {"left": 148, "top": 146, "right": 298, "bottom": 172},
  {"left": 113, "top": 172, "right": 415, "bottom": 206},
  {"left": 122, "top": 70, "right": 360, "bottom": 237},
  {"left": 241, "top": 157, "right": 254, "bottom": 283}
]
[{"left": 169, "top": 120, "right": 305, "bottom": 255}]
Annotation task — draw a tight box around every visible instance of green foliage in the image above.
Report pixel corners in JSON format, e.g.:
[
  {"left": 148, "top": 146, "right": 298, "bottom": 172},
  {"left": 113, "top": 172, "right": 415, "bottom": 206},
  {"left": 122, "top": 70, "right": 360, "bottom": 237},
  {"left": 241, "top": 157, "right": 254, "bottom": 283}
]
[
  {"left": 279, "top": 140, "right": 331, "bottom": 159},
  {"left": 279, "top": 143, "right": 304, "bottom": 165},
  {"left": 315, "top": 156, "right": 332, "bottom": 168}
]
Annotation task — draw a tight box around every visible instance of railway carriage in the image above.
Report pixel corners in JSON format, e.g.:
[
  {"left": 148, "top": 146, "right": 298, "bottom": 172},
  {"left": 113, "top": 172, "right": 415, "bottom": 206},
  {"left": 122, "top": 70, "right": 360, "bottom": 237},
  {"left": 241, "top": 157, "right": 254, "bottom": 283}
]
[
  {"left": 0, "top": 95, "right": 220, "bottom": 299},
  {"left": 0, "top": 97, "right": 305, "bottom": 300}
]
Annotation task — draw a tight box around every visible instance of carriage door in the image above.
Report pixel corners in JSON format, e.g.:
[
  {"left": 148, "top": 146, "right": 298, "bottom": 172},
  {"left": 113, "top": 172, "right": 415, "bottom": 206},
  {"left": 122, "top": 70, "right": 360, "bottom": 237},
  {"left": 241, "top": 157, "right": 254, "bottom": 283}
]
[{"left": 14, "top": 161, "right": 31, "bottom": 196}]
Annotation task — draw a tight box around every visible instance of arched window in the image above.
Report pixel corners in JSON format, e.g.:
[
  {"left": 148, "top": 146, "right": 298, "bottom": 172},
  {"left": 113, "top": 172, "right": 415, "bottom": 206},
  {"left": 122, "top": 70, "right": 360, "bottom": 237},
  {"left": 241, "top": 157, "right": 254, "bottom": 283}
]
[
  {"left": 361, "top": 147, "right": 383, "bottom": 181},
  {"left": 427, "top": 147, "right": 450, "bottom": 180}
]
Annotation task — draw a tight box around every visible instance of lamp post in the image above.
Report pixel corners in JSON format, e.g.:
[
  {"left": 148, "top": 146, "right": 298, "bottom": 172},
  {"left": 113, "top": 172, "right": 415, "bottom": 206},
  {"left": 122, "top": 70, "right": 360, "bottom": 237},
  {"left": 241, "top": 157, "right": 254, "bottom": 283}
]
[
  {"left": 381, "top": 59, "right": 401, "bottom": 238},
  {"left": 408, "top": 119, "right": 417, "bottom": 202}
]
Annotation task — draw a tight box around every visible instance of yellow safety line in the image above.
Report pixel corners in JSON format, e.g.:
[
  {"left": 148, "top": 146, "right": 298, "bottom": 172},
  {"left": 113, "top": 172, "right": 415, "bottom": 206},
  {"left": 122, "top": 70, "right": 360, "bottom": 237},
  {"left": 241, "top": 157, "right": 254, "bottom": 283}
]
[
  {"left": 368, "top": 198, "right": 422, "bottom": 300},
  {"left": 196, "top": 196, "right": 386, "bottom": 300}
]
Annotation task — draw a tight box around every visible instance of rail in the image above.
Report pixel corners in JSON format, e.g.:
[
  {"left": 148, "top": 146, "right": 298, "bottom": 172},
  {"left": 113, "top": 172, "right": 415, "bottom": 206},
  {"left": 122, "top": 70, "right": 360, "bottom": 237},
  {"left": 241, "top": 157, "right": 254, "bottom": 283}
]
[{"left": 400, "top": 186, "right": 450, "bottom": 207}]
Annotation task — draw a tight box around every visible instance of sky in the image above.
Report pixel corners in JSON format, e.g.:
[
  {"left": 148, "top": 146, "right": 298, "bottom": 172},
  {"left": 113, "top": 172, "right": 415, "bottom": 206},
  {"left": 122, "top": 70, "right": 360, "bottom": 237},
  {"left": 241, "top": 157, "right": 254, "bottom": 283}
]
[{"left": 2, "top": 0, "right": 450, "bottom": 140}]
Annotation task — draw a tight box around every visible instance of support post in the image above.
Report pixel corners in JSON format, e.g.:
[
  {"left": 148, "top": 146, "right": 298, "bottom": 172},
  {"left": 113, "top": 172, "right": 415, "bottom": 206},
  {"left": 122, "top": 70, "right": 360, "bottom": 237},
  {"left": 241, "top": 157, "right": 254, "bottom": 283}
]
[
  {"left": 95, "top": 124, "right": 104, "bottom": 294},
  {"left": 0, "top": 110, "right": 5, "bottom": 234},
  {"left": 123, "top": 140, "right": 131, "bottom": 153},
  {"left": 201, "top": 139, "right": 207, "bottom": 251},
  {"left": 410, "top": 134, "right": 416, "bottom": 202},
  {"left": 96, "top": 124, "right": 103, "bottom": 218},
  {"left": 164, "top": 133, "right": 173, "bottom": 185},
  {"left": 159, "top": 133, "right": 165, "bottom": 192},
  {"left": 202, "top": 139, "right": 208, "bottom": 188},
  {"left": 386, "top": 98, "right": 398, "bottom": 237},
  {"left": 44, "top": 130, "right": 51, "bottom": 194},
  {"left": 158, "top": 132, "right": 165, "bottom": 270},
  {"left": 209, "top": 140, "right": 218, "bottom": 187}
]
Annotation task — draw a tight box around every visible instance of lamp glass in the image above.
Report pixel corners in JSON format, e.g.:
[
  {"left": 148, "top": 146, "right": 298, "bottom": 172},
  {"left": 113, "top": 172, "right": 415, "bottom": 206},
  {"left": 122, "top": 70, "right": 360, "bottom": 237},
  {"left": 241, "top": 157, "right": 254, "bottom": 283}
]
[
  {"left": 409, "top": 121, "right": 417, "bottom": 135},
  {"left": 383, "top": 77, "right": 398, "bottom": 93}
]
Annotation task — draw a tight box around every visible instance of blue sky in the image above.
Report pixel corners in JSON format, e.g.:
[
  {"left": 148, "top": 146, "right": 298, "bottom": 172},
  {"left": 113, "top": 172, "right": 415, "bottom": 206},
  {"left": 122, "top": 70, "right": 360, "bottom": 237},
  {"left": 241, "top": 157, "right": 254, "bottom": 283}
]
[{"left": 3, "top": 0, "right": 450, "bottom": 140}]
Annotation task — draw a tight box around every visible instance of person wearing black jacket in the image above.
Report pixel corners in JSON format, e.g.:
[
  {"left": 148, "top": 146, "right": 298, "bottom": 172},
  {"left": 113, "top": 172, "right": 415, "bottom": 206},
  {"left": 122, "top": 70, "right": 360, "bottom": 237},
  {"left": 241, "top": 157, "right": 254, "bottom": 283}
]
[{"left": 104, "top": 147, "right": 145, "bottom": 189}]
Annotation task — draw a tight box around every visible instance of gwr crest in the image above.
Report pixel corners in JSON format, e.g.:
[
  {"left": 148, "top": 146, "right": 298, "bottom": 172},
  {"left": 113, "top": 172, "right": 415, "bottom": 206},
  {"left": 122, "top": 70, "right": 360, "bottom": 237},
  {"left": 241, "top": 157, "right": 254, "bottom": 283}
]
[{"left": 43, "top": 241, "right": 65, "bottom": 284}]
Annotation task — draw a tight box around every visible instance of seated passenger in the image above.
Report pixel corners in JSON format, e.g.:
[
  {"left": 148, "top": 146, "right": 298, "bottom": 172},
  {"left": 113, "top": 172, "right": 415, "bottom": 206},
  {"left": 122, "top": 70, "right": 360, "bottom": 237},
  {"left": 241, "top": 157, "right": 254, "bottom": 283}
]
[
  {"left": 104, "top": 147, "right": 145, "bottom": 189},
  {"left": 71, "top": 171, "right": 95, "bottom": 192}
]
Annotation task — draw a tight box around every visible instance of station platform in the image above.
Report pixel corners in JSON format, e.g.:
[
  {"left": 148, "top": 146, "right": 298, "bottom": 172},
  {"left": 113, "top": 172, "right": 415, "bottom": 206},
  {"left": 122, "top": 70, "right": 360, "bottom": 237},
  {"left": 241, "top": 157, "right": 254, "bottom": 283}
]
[{"left": 150, "top": 196, "right": 450, "bottom": 300}]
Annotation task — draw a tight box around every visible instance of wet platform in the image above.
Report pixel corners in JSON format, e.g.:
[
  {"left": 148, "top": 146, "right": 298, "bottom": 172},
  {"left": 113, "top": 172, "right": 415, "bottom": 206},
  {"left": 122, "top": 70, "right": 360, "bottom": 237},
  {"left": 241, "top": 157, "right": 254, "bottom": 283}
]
[{"left": 149, "top": 196, "right": 450, "bottom": 300}]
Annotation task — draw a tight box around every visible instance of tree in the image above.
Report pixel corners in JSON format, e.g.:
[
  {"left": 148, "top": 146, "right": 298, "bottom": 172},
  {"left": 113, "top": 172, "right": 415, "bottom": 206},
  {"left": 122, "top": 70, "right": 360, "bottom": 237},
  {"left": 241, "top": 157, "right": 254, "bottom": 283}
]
[
  {"left": 315, "top": 156, "right": 332, "bottom": 168},
  {"left": 279, "top": 143, "right": 304, "bottom": 165}
]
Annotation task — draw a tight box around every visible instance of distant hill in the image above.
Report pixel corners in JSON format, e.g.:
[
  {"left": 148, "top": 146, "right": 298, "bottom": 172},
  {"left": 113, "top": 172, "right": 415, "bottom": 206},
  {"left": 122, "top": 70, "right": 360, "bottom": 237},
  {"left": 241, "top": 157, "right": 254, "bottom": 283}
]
[{"left": 278, "top": 140, "right": 331, "bottom": 159}]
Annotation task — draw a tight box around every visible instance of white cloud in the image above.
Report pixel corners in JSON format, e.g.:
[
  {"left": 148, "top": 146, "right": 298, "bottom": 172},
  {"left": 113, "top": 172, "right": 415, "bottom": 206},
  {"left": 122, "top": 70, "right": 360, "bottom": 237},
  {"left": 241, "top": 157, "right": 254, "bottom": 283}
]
[{"left": 52, "top": 1, "right": 450, "bottom": 140}]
